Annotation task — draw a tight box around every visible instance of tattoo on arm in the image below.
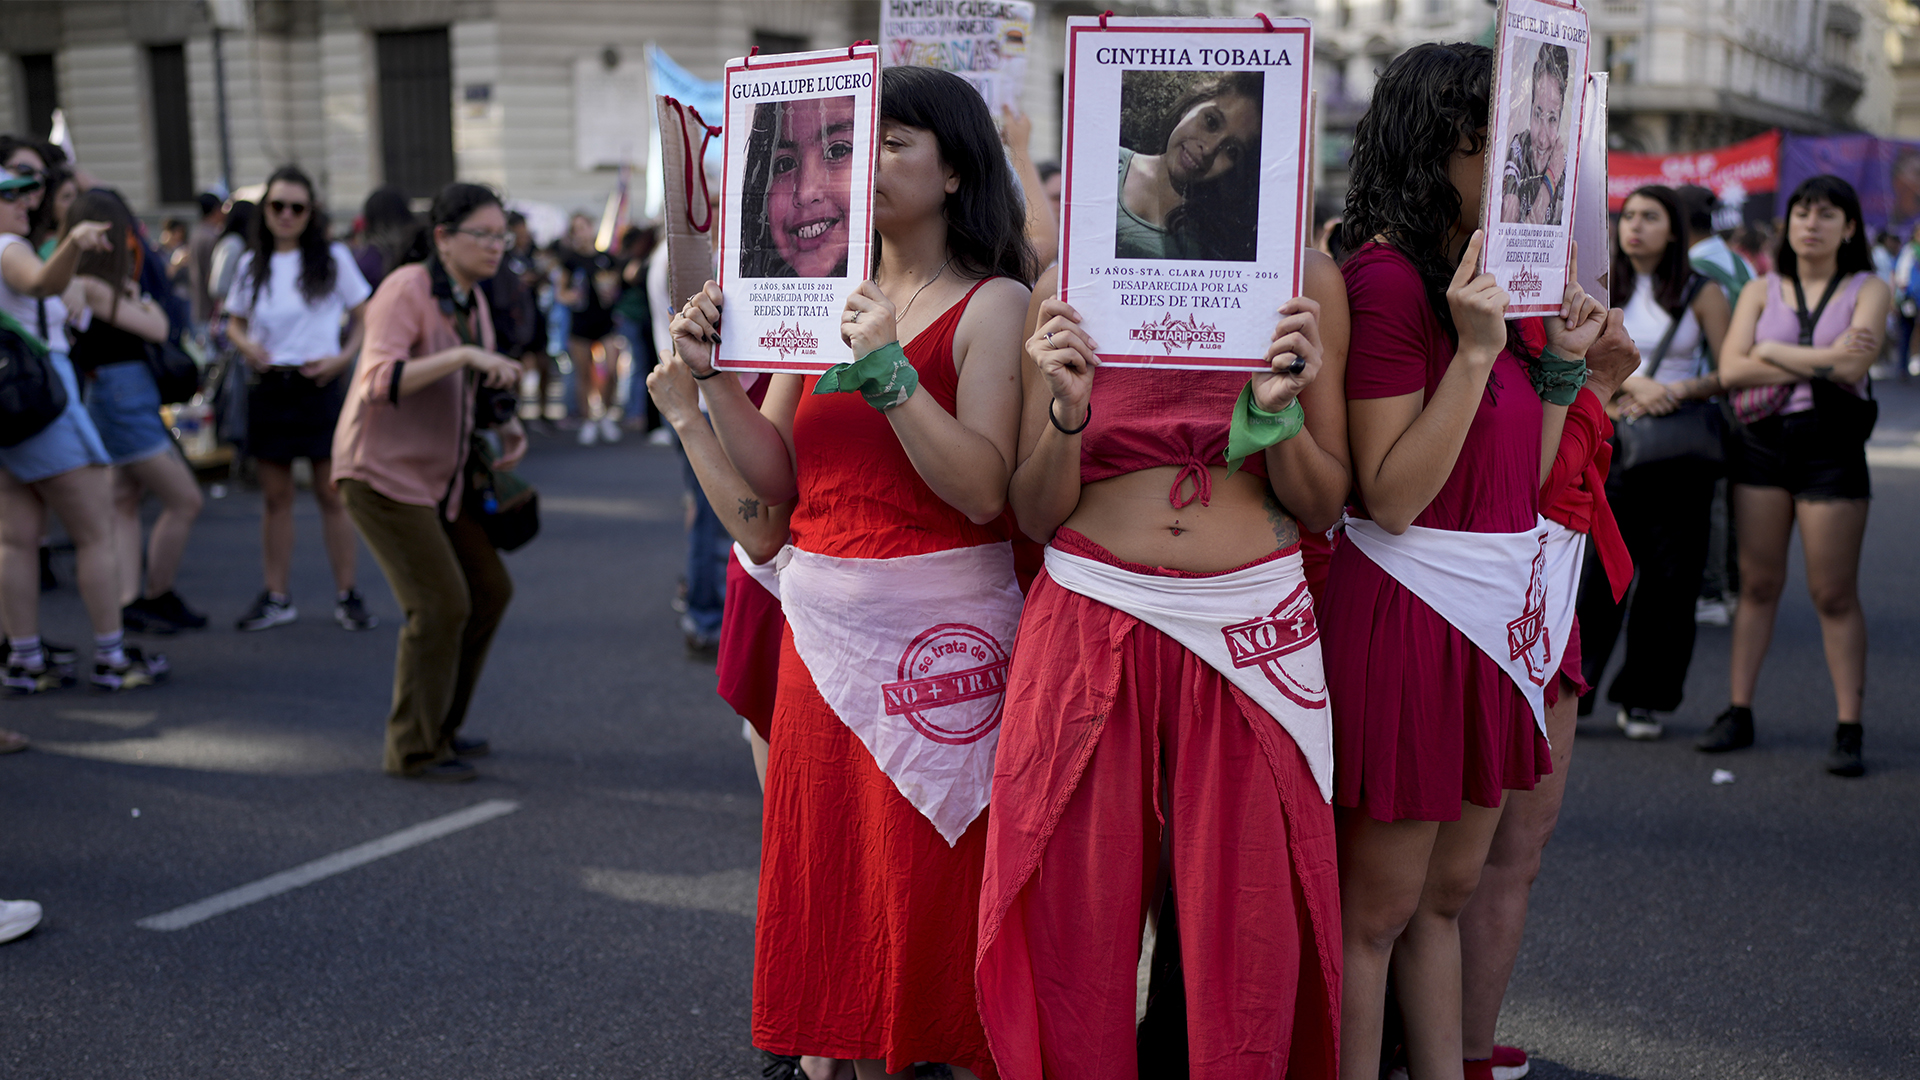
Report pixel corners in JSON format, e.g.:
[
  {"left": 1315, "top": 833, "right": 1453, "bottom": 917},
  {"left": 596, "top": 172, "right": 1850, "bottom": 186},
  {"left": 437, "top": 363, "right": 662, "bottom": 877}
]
[
  {"left": 737, "top": 497, "right": 761, "bottom": 522},
  {"left": 1262, "top": 491, "right": 1301, "bottom": 549}
]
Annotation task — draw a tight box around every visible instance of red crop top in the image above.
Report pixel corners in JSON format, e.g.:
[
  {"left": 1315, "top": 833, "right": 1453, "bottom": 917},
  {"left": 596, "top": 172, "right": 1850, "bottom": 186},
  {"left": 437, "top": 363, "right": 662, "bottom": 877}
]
[{"left": 1079, "top": 366, "right": 1266, "bottom": 508}]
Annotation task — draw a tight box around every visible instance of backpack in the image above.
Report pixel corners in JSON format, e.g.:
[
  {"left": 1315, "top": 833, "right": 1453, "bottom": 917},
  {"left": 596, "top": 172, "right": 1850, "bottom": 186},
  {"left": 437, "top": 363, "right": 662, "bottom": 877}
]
[
  {"left": 0, "top": 306, "right": 69, "bottom": 448},
  {"left": 1690, "top": 251, "right": 1750, "bottom": 305}
]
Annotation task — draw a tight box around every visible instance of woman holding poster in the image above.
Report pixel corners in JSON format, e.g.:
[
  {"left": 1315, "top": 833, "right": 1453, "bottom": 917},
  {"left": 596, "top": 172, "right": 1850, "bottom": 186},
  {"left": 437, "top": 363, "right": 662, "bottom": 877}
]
[
  {"left": 1325, "top": 42, "right": 1603, "bottom": 1080},
  {"left": 676, "top": 65, "right": 1033, "bottom": 1080}
]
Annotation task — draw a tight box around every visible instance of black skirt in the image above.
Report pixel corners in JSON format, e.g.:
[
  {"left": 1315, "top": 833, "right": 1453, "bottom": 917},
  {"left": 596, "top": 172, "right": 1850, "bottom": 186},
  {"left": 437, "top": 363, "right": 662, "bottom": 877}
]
[{"left": 247, "top": 367, "right": 346, "bottom": 462}]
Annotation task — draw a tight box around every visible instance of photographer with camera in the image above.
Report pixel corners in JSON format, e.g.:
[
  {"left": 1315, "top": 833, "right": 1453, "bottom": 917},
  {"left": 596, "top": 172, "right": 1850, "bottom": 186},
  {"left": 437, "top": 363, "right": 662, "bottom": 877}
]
[{"left": 332, "top": 183, "right": 526, "bottom": 783}]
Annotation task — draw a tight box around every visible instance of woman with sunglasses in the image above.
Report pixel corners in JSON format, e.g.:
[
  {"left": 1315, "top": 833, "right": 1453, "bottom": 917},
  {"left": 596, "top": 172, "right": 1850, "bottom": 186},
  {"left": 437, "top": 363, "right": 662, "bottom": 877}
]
[
  {"left": 0, "top": 139, "right": 169, "bottom": 702},
  {"left": 224, "top": 165, "right": 375, "bottom": 634}
]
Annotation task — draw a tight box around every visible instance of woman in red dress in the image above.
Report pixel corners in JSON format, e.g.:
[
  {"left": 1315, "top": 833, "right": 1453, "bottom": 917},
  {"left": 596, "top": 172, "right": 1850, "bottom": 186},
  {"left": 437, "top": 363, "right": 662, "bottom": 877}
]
[
  {"left": 673, "top": 67, "right": 1034, "bottom": 1080},
  {"left": 1321, "top": 43, "right": 1604, "bottom": 1080}
]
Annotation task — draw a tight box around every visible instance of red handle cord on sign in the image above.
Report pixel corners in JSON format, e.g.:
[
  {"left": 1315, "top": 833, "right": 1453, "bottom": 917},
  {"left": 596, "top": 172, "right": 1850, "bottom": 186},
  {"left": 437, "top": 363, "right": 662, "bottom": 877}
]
[{"left": 664, "top": 96, "right": 722, "bottom": 234}]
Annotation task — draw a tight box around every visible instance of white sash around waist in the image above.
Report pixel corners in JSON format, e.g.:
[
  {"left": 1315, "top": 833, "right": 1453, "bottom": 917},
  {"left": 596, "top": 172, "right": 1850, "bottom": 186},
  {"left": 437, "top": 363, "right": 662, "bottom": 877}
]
[
  {"left": 1041, "top": 546, "right": 1333, "bottom": 802},
  {"left": 1342, "top": 516, "right": 1561, "bottom": 738},
  {"left": 733, "top": 542, "right": 781, "bottom": 602},
  {"left": 1541, "top": 520, "right": 1585, "bottom": 697},
  {"left": 776, "top": 541, "right": 1023, "bottom": 845}
]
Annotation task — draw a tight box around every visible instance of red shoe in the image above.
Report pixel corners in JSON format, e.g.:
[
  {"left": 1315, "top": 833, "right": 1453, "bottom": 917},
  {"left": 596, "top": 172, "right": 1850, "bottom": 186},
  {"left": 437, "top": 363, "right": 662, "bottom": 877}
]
[
  {"left": 1491, "top": 1044, "right": 1531, "bottom": 1079},
  {"left": 1464, "top": 1059, "right": 1494, "bottom": 1080}
]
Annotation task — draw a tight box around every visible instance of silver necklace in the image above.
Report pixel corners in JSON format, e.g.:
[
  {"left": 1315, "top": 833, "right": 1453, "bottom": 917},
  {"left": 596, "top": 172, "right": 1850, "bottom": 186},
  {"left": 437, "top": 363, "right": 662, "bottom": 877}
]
[{"left": 895, "top": 255, "right": 953, "bottom": 324}]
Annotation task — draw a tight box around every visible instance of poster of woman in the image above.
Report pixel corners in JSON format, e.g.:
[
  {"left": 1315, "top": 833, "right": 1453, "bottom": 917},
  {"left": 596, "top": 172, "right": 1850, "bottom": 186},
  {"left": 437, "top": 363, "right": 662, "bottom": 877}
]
[
  {"left": 1059, "top": 14, "right": 1312, "bottom": 371},
  {"left": 716, "top": 45, "right": 879, "bottom": 373},
  {"left": 1480, "top": 0, "right": 1589, "bottom": 317}
]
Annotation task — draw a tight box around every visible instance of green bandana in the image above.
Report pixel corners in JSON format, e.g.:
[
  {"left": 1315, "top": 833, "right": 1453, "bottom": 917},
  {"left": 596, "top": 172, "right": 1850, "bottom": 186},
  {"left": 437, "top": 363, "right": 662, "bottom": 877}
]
[
  {"left": 1224, "top": 383, "right": 1305, "bottom": 476},
  {"left": 1530, "top": 348, "right": 1587, "bottom": 406},
  {"left": 813, "top": 341, "right": 919, "bottom": 412}
]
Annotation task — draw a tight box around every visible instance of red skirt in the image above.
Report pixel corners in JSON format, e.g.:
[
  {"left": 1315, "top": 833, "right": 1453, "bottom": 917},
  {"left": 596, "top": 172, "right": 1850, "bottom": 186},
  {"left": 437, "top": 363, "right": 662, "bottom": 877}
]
[
  {"left": 752, "top": 626, "right": 996, "bottom": 1078},
  {"left": 716, "top": 552, "right": 785, "bottom": 741},
  {"left": 977, "top": 548, "right": 1340, "bottom": 1080},
  {"left": 1320, "top": 540, "right": 1552, "bottom": 822}
]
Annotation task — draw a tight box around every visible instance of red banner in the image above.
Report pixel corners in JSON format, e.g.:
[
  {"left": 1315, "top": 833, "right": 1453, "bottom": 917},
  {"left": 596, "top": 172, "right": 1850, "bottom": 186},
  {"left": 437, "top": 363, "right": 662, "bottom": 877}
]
[{"left": 1606, "top": 130, "right": 1780, "bottom": 211}]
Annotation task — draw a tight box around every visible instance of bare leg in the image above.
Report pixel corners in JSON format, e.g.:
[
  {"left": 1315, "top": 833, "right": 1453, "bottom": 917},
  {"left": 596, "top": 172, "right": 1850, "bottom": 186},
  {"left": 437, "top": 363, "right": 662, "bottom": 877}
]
[
  {"left": 1395, "top": 802, "right": 1506, "bottom": 1080},
  {"left": 1794, "top": 498, "right": 1870, "bottom": 722},
  {"left": 568, "top": 338, "right": 596, "bottom": 419},
  {"left": 122, "top": 448, "right": 203, "bottom": 598},
  {"left": 1728, "top": 484, "right": 1795, "bottom": 707},
  {"left": 310, "top": 459, "right": 357, "bottom": 594},
  {"left": 849, "top": 1061, "right": 908, "bottom": 1080},
  {"left": 799, "top": 1059, "right": 853, "bottom": 1080},
  {"left": 747, "top": 724, "right": 770, "bottom": 791},
  {"left": 0, "top": 470, "right": 49, "bottom": 639},
  {"left": 111, "top": 466, "right": 144, "bottom": 605},
  {"left": 1459, "top": 681, "right": 1580, "bottom": 1059},
  {"left": 257, "top": 459, "right": 296, "bottom": 595},
  {"left": 1338, "top": 811, "right": 1440, "bottom": 1080},
  {"left": 35, "top": 466, "right": 123, "bottom": 635}
]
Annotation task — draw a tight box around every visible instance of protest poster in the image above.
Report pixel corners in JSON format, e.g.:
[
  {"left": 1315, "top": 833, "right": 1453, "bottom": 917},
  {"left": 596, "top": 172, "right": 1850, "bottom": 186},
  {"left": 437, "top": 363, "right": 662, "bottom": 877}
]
[
  {"left": 1481, "top": 0, "right": 1589, "bottom": 318},
  {"left": 656, "top": 95, "right": 722, "bottom": 317},
  {"left": 881, "top": 1, "right": 1033, "bottom": 114},
  {"left": 1573, "top": 72, "right": 1609, "bottom": 307},
  {"left": 1058, "top": 15, "right": 1313, "bottom": 371},
  {"left": 715, "top": 45, "right": 879, "bottom": 374}
]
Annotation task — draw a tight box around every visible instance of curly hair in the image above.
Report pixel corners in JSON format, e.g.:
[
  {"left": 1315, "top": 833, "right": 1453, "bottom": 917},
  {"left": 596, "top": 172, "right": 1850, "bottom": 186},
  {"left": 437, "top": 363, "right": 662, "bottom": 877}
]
[
  {"left": 246, "top": 164, "right": 337, "bottom": 307},
  {"left": 1160, "top": 72, "right": 1263, "bottom": 262},
  {"left": 1341, "top": 43, "right": 1524, "bottom": 354}
]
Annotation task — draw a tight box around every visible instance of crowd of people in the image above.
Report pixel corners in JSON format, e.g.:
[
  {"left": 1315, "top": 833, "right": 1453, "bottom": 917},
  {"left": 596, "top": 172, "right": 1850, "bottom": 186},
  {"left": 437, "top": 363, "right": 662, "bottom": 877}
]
[{"left": 0, "top": 26, "right": 1891, "bottom": 1080}]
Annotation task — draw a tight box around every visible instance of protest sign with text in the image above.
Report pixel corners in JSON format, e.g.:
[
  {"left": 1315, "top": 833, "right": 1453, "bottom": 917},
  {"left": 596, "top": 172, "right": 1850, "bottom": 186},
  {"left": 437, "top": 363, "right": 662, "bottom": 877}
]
[{"left": 881, "top": 1, "right": 1033, "bottom": 114}]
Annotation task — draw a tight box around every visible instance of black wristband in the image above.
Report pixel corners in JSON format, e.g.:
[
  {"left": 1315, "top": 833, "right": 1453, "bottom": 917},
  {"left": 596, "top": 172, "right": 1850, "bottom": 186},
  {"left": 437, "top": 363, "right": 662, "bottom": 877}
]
[
  {"left": 690, "top": 365, "right": 724, "bottom": 381},
  {"left": 1049, "top": 399, "right": 1091, "bottom": 435}
]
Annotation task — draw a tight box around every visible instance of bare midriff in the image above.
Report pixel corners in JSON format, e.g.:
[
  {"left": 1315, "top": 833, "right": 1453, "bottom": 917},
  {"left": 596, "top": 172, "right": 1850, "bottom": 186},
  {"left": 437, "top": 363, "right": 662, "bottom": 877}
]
[{"left": 1061, "top": 465, "right": 1296, "bottom": 574}]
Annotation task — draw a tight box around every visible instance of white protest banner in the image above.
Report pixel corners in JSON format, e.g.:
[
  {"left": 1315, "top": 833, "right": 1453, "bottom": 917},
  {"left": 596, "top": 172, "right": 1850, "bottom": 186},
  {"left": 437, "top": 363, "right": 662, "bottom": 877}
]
[
  {"left": 1573, "top": 72, "right": 1609, "bottom": 307},
  {"left": 1059, "top": 15, "right": 1312, "bottom": 371},
  {"left": 881, "top": 1, "right": 1032, "bottom": 114},
  {"left": 716, "top": 45, "right": 880, "bottom": 375},
  {"left": 1482, "top": 0, "right": 1589, "bottom": 318}
]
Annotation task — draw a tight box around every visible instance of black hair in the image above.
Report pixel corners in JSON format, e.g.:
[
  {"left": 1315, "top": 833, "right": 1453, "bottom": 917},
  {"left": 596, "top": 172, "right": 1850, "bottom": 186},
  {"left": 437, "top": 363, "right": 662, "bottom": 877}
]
[
  {"left": 430, "top": 181, "right": 502, "bottom": 232},
  {"left": 360, "top": 185, "right": 420, "bottom": 280},
  {"left": 876, "top": 66, "right": 1035, "bottom": 285},
  {"left": 0, "top": 135, "right": 55, "bottom": 174},
  {"left": 246, "top": 164, "right": 337, "bottom": 306},
  {"left": 1612, "top": 185, "right": 1692, "bottom": 315},
  {"left": 162, "top": 217, "right": 187, "bottom": 233},
  {"left": 506, "top": 210, "right": 526, "bottom": 228},
  {"left": 1036, "top": 161, "right": 1061, "bottom": 183},
  {"left": 197, "top": 192, "right": 223, "bottom": 217},
  {"left": 220, "top": 200, "right": 256, "bottom": 242},
  {"left": 1675, "top": 185, "right": 1717, "bottom": 237},
  {"left": 1775, "top": 175, "right": 1875, "bottom": 282},
  {"left": 67, "top": 189, "right": 138, "bottom": 293},
  {"left": 26, "top": 166, "right": 72, "bottom": 247},
  {"left": 1530, "top": 43, "right": 1570, "bottom": 103},
  {"left": 1157, "top": 71, "right": 1263, "bottom": 262}
]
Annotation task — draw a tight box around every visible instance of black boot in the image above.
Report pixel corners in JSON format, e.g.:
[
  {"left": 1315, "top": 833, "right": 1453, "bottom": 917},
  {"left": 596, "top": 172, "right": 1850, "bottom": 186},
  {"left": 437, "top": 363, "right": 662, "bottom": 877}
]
[
  {"left": 1825, "top": 723, "right": 1864, "bottom": 777},
  {"left": 1697, "top": 705, "right": 1754, "bottom": 752}
]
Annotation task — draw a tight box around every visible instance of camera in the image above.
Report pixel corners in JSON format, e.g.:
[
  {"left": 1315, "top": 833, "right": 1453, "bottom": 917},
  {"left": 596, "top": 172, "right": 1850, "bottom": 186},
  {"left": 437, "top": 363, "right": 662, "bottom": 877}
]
[{"left": 474, "top": 383, "right": 517, "bottom": 429}]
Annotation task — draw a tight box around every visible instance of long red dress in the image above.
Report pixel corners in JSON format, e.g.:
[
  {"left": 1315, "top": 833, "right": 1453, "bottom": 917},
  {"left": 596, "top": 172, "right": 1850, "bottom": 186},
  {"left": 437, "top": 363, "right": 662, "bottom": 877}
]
[{"left": 751, "top": 280, "right": 1005, "bottom": 1078}]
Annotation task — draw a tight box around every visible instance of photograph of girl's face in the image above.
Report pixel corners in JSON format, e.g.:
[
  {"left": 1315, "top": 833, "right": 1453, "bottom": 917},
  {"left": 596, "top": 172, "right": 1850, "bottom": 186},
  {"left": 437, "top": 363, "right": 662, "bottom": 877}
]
[
  {"left": 1161, "top": 94, "right": 1260, "bottom": 188},
  {"left": 1526, "top": 69, "right": 1565, "bottom": 175},
  {"left": 759, "top": 95, "right": 856, "bottom": 278}
]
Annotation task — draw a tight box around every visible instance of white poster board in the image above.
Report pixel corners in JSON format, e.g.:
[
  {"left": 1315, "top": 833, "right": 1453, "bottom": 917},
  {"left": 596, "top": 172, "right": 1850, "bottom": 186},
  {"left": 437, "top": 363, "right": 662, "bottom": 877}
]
[
  {"left": 881, "top": 0, "right": 1033, "bottom": 114},
  {"left": 1481, "top": 0, "right": 1590, "bottom": 318},
  {"left": 575, "top": 56, "right": 650, "bottom": 172},
  {"left": 1059, "top": 15, "right": 1313, "bottom": 371},
  {"left": 1573, "top": 72, "right": 1609, "bottom": 307},
  {"left": 715, "top": 46, "right": 880, "bottom": 375}
]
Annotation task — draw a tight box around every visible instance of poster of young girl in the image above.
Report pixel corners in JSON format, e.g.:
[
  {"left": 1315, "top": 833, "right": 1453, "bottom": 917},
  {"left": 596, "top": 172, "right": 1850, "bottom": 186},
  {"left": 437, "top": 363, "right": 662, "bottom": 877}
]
[
  {"left": 1057, "top": 14, "right": 1313, "bottom": 371},
  {"left": 715, "top": 44, "right": 879, "bottom": 373},
  {"left": 1481, "top": 0, "right": 1589, "bottom": 317}
]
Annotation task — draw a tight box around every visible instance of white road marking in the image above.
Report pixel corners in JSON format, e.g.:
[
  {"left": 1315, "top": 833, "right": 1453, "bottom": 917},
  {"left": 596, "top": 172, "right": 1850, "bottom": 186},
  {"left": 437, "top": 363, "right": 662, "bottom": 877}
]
[{"left": 136, "top": 799, "right": 520, "bottom": 931}]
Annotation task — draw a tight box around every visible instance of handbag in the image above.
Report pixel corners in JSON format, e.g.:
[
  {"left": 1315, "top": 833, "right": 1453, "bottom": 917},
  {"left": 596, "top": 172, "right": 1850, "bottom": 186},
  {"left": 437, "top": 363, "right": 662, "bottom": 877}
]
[
  {"left": 0, "top": 306, "right": 69, "bottom": 448},
  {"left": 1614, "top": 276, "right": 1723, "bottom": 471},
  {"left": 462, "top": 433, "right": 539, "bottom": 551},
  {"left": 145, "top": 338, "right": 201, "bottom": 405}
]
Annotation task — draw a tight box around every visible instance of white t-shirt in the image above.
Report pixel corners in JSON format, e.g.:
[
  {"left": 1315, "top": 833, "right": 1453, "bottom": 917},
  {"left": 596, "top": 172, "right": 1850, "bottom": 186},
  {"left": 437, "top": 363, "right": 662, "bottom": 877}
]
[
  {"left": 1622, "top": 273, "right": 1704, "bottom": 384},
  {"left": 224, "top": 242, "right": 372, "bottom": 364},
  {"left": 0, "top": 233, "right": 70, "bottom": 354}
]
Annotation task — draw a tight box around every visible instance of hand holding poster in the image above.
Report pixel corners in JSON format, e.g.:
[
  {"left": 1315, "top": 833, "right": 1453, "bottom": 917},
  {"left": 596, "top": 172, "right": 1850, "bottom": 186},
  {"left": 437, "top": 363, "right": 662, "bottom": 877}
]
[
  {"left": 716, "top": 45, "right": 880, "bottom": 374},
  {"left": 1059, "top": 16, "right": 1313, "bottom": 371},
  {"left": 881, "top": 1, "right": 1032, "bottom": 114},
  {"left": 1482, "top": 0, "right": 1589, "bottom": 317}
]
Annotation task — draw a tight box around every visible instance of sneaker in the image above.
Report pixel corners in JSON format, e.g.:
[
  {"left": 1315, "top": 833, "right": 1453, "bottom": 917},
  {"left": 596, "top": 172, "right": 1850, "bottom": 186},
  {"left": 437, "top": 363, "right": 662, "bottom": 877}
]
[
  {"left": 403, "top": 758, "right": 477, "bottom": 783},
  {"left": 334, "top": 589, "right": 378, "bottom": 631},
  {"left": 647, "top": 426, "right": 674, "bottom": 446},
  {"left": 1697, "top": 705, "right": 1755, "bottom": 753},
  {"left": 3, "top": 657, "right": 74, "bottom": 695},
  {"left": 236, "top": 591, "right": 298, "bottom": 631},
  {"left": 0, "top": 899, "right": 43, "bottom": 944},
  {"left": 1618, "top": 707, "right": 1663, "bottom": 741},
  {"left": 92, "top": 645, "right": 168, "bottom": 692},
  {"left": 577, "top": 419, "right": 599, "bottom": 446},
  {"left": 1694, "top": 597, "right": 1732, "bottom": 627},
  {"left": 759, "top": 1050, "right": 803, "bottom": 1079},
  {"left": 1491, "top": 1044, "right": 1531, "bottom": 1080},
  {"left": 122, "top": 597, "right": 179, "bottom": 635},
  {"left": 41, "top": 641, "right": 78, "bottom": 668},
  {"left": 598, "top": 416, "right": 622, "bottom": 443},
  {"left": 149, "top": 591, "right": 208, "bottom": 630},
  {"left": 1826, "top": 723, "right": 1865, "bottom": 777},
  {"left": 451, "top": 735, "right": 490, "bottom": 758}
]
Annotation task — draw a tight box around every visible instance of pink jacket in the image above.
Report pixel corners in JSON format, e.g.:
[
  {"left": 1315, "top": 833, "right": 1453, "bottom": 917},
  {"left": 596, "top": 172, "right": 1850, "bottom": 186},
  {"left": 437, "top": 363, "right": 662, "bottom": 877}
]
[{"left": 331, "top": 262, "right": 494, "bottom": 518}]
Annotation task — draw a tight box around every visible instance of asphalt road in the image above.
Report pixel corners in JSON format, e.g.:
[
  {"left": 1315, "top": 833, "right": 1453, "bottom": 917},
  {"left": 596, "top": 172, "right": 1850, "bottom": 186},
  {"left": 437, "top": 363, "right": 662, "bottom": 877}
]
[{"left": 4, "top": 384, "right": 1918, "bottom": 1079}]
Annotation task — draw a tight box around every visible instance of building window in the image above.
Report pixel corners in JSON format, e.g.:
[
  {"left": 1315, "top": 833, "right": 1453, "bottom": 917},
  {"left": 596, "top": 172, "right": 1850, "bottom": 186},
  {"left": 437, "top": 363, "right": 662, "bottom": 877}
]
[
  {"left": 1605, "top": 35, "right": 1638, "bottom": 84},
  {"left": 376, "top": 28, "right": 455, "bottom": 199},
  {"left": 18, "top": 54, "right": 57, "bottom": 141},
  {"left": 752, "top": 31, "right": 809, "bottom": 56},
  {"left": 148, "top": 44, "right": 195, "bottom": 204}
]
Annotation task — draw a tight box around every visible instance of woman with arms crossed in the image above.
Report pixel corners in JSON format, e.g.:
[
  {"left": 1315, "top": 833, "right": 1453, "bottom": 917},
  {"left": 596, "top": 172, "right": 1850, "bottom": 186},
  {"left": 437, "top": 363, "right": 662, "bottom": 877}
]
[{"left": 676, "top": 67, "right": 1032, "bottom": 1080}]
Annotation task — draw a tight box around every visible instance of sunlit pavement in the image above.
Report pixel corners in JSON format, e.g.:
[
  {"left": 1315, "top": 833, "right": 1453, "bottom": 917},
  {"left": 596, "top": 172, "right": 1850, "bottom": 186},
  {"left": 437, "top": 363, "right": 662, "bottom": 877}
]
[{"left": 3, "top": 388, "right": 1918, "bottom": 1078}]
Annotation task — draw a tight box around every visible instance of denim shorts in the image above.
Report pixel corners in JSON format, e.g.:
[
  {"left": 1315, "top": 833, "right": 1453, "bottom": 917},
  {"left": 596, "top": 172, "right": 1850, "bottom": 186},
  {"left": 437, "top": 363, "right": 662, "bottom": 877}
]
[
  {"left": 85, "top": 360, "right": 174, "bottom": 466},
  {"left": 0, "top": 351, "right": 111, "bottom": 483}
]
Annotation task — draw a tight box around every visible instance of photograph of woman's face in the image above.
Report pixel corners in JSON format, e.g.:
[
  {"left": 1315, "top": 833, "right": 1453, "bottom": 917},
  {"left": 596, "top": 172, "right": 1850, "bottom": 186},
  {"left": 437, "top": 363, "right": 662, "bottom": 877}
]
[
  {"left": 759, "top": 96, "right": 856, "bottom": 278},
  {"left": 1113, "top": 69, "right": 1266, "bottom": 262},
  {"left": 1526, "top": 69, "right": 1565, "bottom": 175},
  {"left": 1161, "top": 94, "right": 1260, "bottom": 187}
]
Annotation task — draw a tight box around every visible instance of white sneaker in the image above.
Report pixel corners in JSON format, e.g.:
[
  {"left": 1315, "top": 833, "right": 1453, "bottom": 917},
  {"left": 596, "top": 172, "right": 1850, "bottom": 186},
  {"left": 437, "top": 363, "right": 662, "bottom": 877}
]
[
  {"left": 577, "top": 419, "right": 599, "bottom": 446},
  {"left": 0, "top": 899, "right": 43, "bottom": 943},
  {"left": 1695, "top": 597, "right": 1731, "bottom": 627},
  {"left": 1617, "top": 707, "right": 1664, "bottom": 741},
  {"left": 647, "top": 427, "right": 674, "bottom": 446},
  {"left": 599, "top": 416, "right": 622, "bottom": 443}
]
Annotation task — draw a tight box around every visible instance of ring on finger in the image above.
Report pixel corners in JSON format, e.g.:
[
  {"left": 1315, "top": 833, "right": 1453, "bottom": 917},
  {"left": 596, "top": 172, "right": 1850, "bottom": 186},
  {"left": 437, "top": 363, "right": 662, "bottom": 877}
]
[{"left": 1045, "top": 331, "right": 1054, "bottom": 345}]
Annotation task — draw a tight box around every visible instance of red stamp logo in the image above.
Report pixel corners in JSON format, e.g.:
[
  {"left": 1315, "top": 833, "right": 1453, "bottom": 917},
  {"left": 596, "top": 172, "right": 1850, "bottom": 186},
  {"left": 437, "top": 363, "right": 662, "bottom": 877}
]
[
  {"left": 1129, "top": 312, "right": 1226, "bottom": 354},
  {"left": 1222, "top": 583, "right": 1327, "bottom": 709},
  {"left": 1507, "top": 535, "right": 1550, "bottom": 686},
  {"left": 1508, "top": 267, "right": 1544, "bottom": 299},
  {"left": 757, "top": 322, "right": 819, "bottom": 361},
  {"left": 881, "top": 623, "right": 1010, "bottom": 745}
]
